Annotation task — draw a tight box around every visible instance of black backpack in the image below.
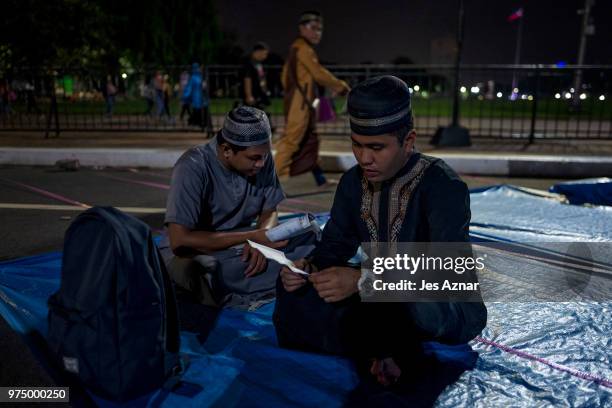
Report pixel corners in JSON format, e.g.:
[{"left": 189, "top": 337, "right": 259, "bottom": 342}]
[{"left": 47, "top": 207, "right": 183, "bottom": 401}]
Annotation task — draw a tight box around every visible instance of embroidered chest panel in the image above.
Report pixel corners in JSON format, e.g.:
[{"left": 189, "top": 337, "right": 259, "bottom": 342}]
[{"left": 360, "top": 158, "right": 432, "bottom": 242}]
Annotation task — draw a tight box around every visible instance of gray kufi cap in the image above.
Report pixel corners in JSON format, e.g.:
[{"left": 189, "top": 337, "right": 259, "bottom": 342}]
[{"left": 221, "top": 106, "right": 271, "bottom": 146}]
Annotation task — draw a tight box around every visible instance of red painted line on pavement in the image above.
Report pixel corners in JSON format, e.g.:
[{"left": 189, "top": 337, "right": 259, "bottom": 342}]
[
  {"left": 105, "top": 174, "right": 330, "bottom": 212},
  {"left": 475, "top": 336, "right": 612, "bottom": 389},
  {"left": 99, "top": 174, "right": 170, "bottom": 190},
  {"left": 0, "top": 178, "right": 90, "bottom": 208},
  {"left": 101, "top": 173, "right": 333, "bottom": 217},
  {"left": 127, "top": 168, "right": 172, "bottom": 180}
]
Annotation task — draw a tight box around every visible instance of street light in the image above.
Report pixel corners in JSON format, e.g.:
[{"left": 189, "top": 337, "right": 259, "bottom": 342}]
[
  {"left": 579, "top": 93, "right": 587, "bottom": 100},
  {"left": 599, "top": 95, "right": 606, "bottom": 101},
  {"left": 555, "top": 93, "right": 561, "bottom": 99},
  {"left": 565, "top": 92, "right": 572, "bottom": 99},
  {"left": 431, "top": 0, "right": 470, "bottom": 147},
  {"left": 496, "top": 92, "right": 503, "bottom": 98}
]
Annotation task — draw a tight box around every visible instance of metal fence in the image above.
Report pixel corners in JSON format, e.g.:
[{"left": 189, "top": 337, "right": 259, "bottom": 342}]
[{"left": 1, "top": 65, "right": 610, "bottom": 140}]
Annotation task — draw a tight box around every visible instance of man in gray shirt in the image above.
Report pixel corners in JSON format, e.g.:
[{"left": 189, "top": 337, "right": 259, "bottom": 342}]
[{"left": 161, "top": 106, "right": 315, "bottom": 308}]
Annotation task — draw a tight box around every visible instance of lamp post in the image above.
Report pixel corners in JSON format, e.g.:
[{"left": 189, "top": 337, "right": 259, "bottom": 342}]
[
  {"left": 432, "top": 0, "right": 471, "bottom": 147},
  {"left": 572, "top": 0, "right": 595, "bottom": 108}
]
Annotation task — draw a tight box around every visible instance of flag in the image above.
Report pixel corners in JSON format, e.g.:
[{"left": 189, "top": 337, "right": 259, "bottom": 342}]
[{"left": 507, "top": 7, "right": 524, "bottom": 22}]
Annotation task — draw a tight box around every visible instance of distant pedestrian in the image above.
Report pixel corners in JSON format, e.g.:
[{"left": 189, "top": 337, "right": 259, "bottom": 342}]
[
  {"left": 143, "top": 75, "right": 155, "bottom": 115},
  {"left": 240, "top": 42, "right": 274, "bottom": 131},
  {"left": 241, "top": 42, "right": 271, "bottom": 110},
  {"left": 0, "top": 79, "right": 13, "bottom": 116},
  {"left": 275, "top": 11, "right": 350, "bottom": 187},
  {"left": 25, "top": 79, "right": 41, "bottom": 115},
  {"left": 179, "top": 70, "right": 191, "bottom": 121},
  {"left": 182, "top": 63, "right": 210, "bottom": 132},
  {"left": 153, "top": 71, "right": 164, "bottom": 118},
  {"left": 162, "top": 74, "right": 172, "bottom": 119},
  {"left": 104, "top": 75, "right": 117, "bottom": 117}
]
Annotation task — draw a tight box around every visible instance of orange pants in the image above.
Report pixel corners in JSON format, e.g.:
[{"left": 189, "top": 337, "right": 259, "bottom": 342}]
[{"left": 274, "top": 96, "right": 317, "bottom": 178}]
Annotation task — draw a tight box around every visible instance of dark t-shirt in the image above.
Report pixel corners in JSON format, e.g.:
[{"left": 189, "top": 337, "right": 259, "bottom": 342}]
[{"left": 241, "top": 60, "right": 269, "bottom": 104}]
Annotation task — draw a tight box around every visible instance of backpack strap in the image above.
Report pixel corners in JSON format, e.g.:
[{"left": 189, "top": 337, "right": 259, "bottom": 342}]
[
  {"left": 157, "top": 247, "right": 180, "bottom": 353},
  {"left": 162, "top": 354, "right": 190, "bottom": 391}
]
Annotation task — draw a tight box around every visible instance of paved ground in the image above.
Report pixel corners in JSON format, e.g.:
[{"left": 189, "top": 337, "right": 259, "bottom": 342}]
[{"left": 0, "top": 164, "right": 570, "bottom": 261}]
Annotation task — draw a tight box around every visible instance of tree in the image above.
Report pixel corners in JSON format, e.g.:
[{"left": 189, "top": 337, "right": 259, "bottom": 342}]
[
  {"left": 1, "top": 0, "right": 113, "bottom": 70},
  {"left": 0, "top": 0, "right": 235, "bottom": 70}
]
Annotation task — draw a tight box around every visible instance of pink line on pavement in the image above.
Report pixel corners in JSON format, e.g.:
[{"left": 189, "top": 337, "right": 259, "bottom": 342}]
[
  {"left": 101, "top": 174, "right": 170, "bottom": 190},
  {"left": 1, "top": 178, "right": 90, "bottom": 208},
  {"left": 475, "top": 336, "right": 612, "bottom": 389},
  {"left": 127, "top": 168, "right": 172, "bottom": 180},
  {"left": 102, "top": 174, "right": 332, "bottom": 216},
  {"left": 106, "top": 174, "right": 331, "bottom": 211}
]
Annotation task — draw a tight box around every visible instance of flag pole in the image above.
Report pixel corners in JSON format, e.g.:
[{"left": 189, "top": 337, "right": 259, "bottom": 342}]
[
  {"left": 572, "top": 0, "right": 594, "bottom": 108},
  {"left": 510, "top": 9, "right": 524, "bottom": 100}
]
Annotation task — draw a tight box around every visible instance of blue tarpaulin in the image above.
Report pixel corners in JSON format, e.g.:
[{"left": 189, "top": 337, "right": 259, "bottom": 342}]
[
  {"left": 550, "top": 178, "right": 612, "bottom": 207},
  {"left": 0, "top": 185, "right": 610, "bottom": 406}
]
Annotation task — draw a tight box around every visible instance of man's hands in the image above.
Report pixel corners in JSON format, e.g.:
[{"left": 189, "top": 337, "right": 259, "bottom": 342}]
[
  {"left": 242, "top": 228, "right": 288, "bottom": 278},
  {"left": 280, "top": 261, "right": 360, "bottom": 303},
  {"left": 280, "top": 259, "right": 312, "bottom": 292},
  {"left": 309, "top": 266, "right": 360, "bottom": 302},
  {"left": 242, "top": 242, "right": 268, "bottom": 277},
  {"left": 370, "top": 358, "right": 402, "bottom": 387},
  {"left": 331, "top": 81, "right": 351, "bottom": 98}
]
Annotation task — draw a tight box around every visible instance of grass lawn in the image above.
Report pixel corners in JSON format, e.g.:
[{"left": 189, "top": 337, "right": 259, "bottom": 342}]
[{"left": 8, "top": 96, "right": 612, "bottom": 120}]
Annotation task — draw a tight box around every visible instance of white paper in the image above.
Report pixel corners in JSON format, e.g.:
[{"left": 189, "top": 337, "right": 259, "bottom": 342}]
[{"left": 246, "top": 240, "right": 309, "bottom": 276}]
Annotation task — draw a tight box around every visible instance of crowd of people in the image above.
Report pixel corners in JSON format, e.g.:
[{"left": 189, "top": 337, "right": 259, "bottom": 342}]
[
  {"left": 137, "top": 63, "right": 211, "bottom": 128},
  {"left": 0, "top": 78, "right": 41, "bottom": 118}
]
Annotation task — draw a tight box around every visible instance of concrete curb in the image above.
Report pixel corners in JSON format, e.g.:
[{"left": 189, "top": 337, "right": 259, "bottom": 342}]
[
  {"left": 0, "top": 147, "right": 182, "bottom": 168},
  {"left": 320, "top": 151, "right": 612, "bottom": 177},
  {"left": 2, "top": 147, "right": 612, "bottom": 177}
]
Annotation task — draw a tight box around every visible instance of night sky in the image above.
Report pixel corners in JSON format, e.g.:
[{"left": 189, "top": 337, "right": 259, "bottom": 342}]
[{"left": 214, "top": 0, "right": 612, "bottom": 65}]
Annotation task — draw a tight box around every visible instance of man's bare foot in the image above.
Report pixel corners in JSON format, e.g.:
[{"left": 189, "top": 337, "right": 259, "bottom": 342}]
[{"left": 370, "top": 357, "right": 402, "bottom": 387}]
